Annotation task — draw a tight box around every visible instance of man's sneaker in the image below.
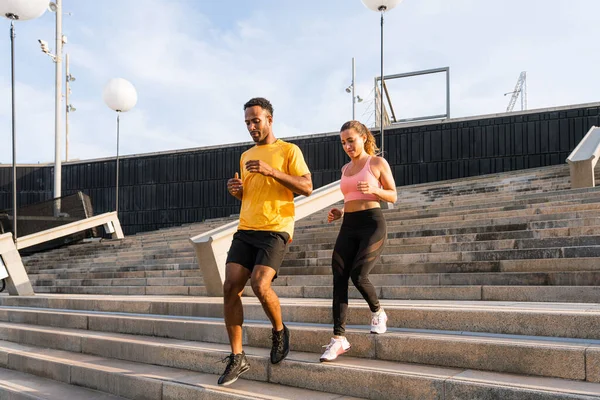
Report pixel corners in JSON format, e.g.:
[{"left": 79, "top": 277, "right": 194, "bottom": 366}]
[
  {"left": 319, "top": 337, "right": 351, "bottom": 362},
  {"left": 270, "top": 324, "right": 290, "bottom": 364},
  {"left": 370, "top": 308, "right": 388, "bottom": 334},
  {"left": 218, "top": 351, "right": 250, "bottom": 386}
]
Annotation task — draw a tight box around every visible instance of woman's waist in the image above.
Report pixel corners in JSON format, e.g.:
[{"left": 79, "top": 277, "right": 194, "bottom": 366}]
[
  {"left": 343, "top": 200, "right": 381, "bottom": 213},
  {"left": 341, "top": 205, "right": 385, "bottom": 227}
]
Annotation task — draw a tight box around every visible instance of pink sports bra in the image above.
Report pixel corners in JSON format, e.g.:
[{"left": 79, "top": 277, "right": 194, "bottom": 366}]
[{"left": 340, "top": 156, "right": 381, "bottom": 203}]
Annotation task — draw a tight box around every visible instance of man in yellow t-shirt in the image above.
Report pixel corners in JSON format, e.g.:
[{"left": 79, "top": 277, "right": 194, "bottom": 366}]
[{"left": 218, "top": 97, "right": 312, "bottom": 386}]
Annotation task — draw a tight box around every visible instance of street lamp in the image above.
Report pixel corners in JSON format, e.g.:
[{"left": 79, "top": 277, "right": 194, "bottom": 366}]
[
  {"left": 37, "top": 1, "right": 66, "bottom": 215},
  {"left": 0, "top": 0, "right": 48, "bottom": 239},
  {"left": 360, "top": 0, "right": 403, "bottom": 157},
  {"left": 49, "top": 0, "right": 64, "bottom": 207},
  {"left": 65, "top": 53, "right": 75, "bottom": 161},
  {"left": 102, "top": 78, "right": 138, "bottom": 214},
  {"left": 345, "top": 57, "right": 364, "bottom": 120}
]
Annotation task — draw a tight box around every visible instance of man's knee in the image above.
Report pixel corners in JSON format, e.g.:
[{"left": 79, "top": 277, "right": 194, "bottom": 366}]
[
  {"left": 223, "top": 279, "right": 244, "bottom": 300},
  {"left": 251, "top": 279, "right": 272, "bottom": 300}
]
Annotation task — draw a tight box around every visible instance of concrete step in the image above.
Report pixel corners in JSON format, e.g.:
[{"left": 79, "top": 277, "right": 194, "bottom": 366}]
[
  {"left": 3, "top": 296, "right": 600, "bottom": 340},
  {"left": 32, "top": 285, "right": 206, "bottom": 296},
  {"left": 280, "top": 261, "right": 502, "bottom": 275},
  {"left": 0, "top": 318, "right": 596, "bottom": 383},
  {"left": 299, "top": 210, "right": 600, "bottom": 239},
  {"left": 0, "top": 367, "right": 126, "bottom": 399},
  {"left": 25, "top": 262, "right": 198, "bottom": 275},
  {"left": 30, "top": 283, "right": 600, "bottom": 303},
  {"left": 379, "top": 198, "right": 600, "bottom": 223},
  {"left": 22, "top": 242, "right": 139, "bottom": 258},
  {"left": 296, "top": 186, "right": 599, "bottom": 229},
  {"left": 1, "top": 322, "right": 600, "bottom": 399},
  {"left": 0, "top": 340, "right": 362, "bottom": 400},
  {"left": 277, "top": 272, "right": 600, "bottom": 288},
  {"left": 280, "top": 258, "right": 600, "bottom": 276},
  {"left": 21, "top": 241, "right": 192, "bottom": 260},
  {"left": 298, "top": 203, "right": 600, "bottom": 233},
  {"left": 26, "top": 269, "right": 202, "bottom": 281},
  {"left": 0, "top": 307, "right": 594, "bottom": 381},
  {"left": 30, "top": 276, "right": 204, "bottom": 288},
  {"left": 291, "top": 223, "right": 531, "bottom": 245},
  {"left": 24, "top": 253, "right": 196, "bottom": 269},
  {"left": 290, "top": 230, "right": 538, "bottom": 251},
  {"left": 285, "top": 244, "right": 595, "bottom": 267},
  {"left": 288, "top": 234, "right": 600, "bottom": 260},
  {"left": 265, "top": 285, "right": 600, "bottom": 303}
]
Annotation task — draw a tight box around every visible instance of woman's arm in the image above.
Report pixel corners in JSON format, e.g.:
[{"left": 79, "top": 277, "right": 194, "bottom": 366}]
[{"left": 371, "top": 157, "right": 397, "bottom": 203}]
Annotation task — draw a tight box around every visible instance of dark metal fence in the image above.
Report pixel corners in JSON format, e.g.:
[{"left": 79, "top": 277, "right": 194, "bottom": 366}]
[{"left": 0, "top": 104, "right": 597, "bottom": 235}]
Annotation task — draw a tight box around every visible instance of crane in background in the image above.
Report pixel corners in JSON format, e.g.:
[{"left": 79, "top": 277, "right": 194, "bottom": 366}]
[{"left": 504, "top": 71, "right": 527, "bottom": 112}]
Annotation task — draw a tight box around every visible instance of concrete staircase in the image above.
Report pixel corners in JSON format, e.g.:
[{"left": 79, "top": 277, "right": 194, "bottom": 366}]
[
  {"left": 1, "top": 164, "right": 600, "bottom": 398},
  {"left": 22, "top": 163, "right": 600, "bottom": 303},
  {"left": 0, "top": 296, "right": 600, "bottom": 398}
]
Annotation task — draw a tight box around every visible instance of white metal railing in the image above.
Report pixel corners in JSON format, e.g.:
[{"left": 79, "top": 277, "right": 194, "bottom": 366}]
[
  {"left": 567, "top": 126, "right": 600, "bottom": 188},
  {"left": 0, "top": 211, "right": 124, "bottom": 296},
  {"left": 190, "top": 180, "right": 343, "bottom": 296}
]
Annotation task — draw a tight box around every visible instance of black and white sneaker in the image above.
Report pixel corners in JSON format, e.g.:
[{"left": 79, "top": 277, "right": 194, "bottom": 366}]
[{"left": 218, "top": 351, "right": 250, "bottom": 386}]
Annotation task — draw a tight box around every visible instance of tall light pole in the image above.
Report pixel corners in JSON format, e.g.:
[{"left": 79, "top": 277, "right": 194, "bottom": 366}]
[
  {"left": 361, "top": 0, "right": 403, "bottom": 157},
  {"left": 52, "top": 1, "right": 62, "bottom": 202},
  {"left": 103, "top": 78, "right": 138, "bottom": 214},
  {"left": 65, "top": 53, "right": 76, "bottom": 161},
  {"left": 0, "top": 0, "right": 48, "bottom": 239},
  {"left": 38, "top": 1, "right": 65, "bottom": 212},
  {"left": 345, "top": 57, "right": 363, "bottom": 120},
  {"left": 351, "top": 57, "right": 356, "bottom": 119}
]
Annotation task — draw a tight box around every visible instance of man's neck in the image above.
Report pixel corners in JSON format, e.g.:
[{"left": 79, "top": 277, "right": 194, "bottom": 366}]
[{"left": 257, "top": 134, "right": 277, "bottom": 146}]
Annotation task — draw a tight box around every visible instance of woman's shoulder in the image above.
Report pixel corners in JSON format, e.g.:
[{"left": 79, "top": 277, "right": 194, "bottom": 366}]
[{"left": 369, "top": 155, "right": 390, "bottom": 169}]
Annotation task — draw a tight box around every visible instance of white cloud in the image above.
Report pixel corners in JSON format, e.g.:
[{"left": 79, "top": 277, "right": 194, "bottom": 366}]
[{"left": 1, "top": 0, "right": 600, "bottom": 164}]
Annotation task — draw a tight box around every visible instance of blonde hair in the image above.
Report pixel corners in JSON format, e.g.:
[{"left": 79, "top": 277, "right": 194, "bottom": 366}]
[{"left": 340, "top": 120, "right": 380, "bottom": 156}]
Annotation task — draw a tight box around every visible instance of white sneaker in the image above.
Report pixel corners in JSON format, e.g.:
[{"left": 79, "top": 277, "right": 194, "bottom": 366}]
[
  {"left": 370, "top": 309, "right": 388, "bottom": 334},
  {"left": 319, "top": 337, "right": 351, "bottom": 362}
]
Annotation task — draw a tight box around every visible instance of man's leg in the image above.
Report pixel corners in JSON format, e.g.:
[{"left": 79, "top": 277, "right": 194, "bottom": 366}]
[
  {"left": 251, "top": 265, "right": 289, "bottom": 364},
  {"left": 223, "top": 263, "right": 251, "bottom": 354},
  {"left": 250, "top": 265, "right": 282, "bottom": 331}
]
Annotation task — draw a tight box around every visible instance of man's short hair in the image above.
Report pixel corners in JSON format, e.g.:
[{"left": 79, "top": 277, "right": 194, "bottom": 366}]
[{"left": 244, "top": 97, "right": 274, "bottom": 117}]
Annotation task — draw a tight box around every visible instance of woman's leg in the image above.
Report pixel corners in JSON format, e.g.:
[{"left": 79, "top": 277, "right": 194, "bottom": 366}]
[
  {"left": 331, "top": 226, "right": 357, "bottom": 336},
  {"left": 349, "top": 211, "right": 387, "bottom": 313}
]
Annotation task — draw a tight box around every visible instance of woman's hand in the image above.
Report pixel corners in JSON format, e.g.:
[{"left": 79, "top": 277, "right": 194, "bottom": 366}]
[
  {"left": 356, "top": 180, "right": 378, "bottom": 195},
  {"left": 328, "top": 208, "right": 343, "bottom": 223}
]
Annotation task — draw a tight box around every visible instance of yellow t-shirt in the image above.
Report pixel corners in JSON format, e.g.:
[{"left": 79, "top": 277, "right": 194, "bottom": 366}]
[{"left": 238, "top": 139, "right": 310, "bottom": 240}]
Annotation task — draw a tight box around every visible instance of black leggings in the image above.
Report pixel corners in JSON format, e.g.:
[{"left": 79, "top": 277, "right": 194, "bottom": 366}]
[{"left": 331, "top": 208, "right": 387, "bottom": 336}]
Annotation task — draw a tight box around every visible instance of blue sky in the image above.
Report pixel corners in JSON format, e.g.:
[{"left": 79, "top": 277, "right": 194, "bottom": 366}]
[{"left": 0, "top": 0, "right": 598, "bottom": 163}]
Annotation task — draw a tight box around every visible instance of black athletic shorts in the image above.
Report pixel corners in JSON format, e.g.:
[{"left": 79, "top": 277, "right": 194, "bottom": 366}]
[{"left": 226, "top": 230, "right": 290, "bottom": 278}]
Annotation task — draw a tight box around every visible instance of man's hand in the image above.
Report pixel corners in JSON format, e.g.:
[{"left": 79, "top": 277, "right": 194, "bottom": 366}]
[
  {"left": 328, "top": 208, "right": 343, "bottom": 223},
  {"left": 245, "top": 160, "right": 274, "bottom": 176},
  {"left": 227, "top": 172, "right": 243, "bottom": 197}
]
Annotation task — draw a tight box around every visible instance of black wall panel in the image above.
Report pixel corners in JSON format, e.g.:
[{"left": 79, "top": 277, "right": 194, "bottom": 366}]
[{"left": 0, "top": 105, "right": 597, "bottom": 235}]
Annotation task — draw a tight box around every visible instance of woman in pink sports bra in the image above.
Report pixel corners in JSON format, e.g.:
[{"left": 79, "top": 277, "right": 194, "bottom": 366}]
[{"left": 320, "top": 120, "right": 397, "bottom": 362}]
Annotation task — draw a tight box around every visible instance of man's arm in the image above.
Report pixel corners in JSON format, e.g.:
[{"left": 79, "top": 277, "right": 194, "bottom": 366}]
[
  {"left": 244, "top": 160, "right": 313, "bottom": 196},
  {"left": 271, "top": 171, "right": 312, "bottom": 197}
]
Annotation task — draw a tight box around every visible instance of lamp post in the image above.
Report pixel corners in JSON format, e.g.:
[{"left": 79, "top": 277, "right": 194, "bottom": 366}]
[
  {"left": 37, "top": 0, "right": 65, "bottom": 214},
  {"left": 65, "top": 53, "right": 76, "bottom": 161},
  {"left": 360, "top": 0, "right": 402, "bottom": 157},
  {"left": 102, "top": 78, "right": 138, "bottom": 214},
  {"left": 51, "top": 0, "right": 63, "bottom": 202},
  {"left": 345, "top": 58, "right": 364, "bottom": 120},
  {"left": 0, "top": 0, "right": 48, "bottom": 239}
]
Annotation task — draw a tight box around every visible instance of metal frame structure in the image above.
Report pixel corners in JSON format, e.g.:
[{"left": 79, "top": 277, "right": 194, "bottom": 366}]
[
  {"left": 504, "top": 71, "right": 527, "bottom": 112},
  {"left": 374, "top": 66, "right": 451, "bottom": 124}
]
